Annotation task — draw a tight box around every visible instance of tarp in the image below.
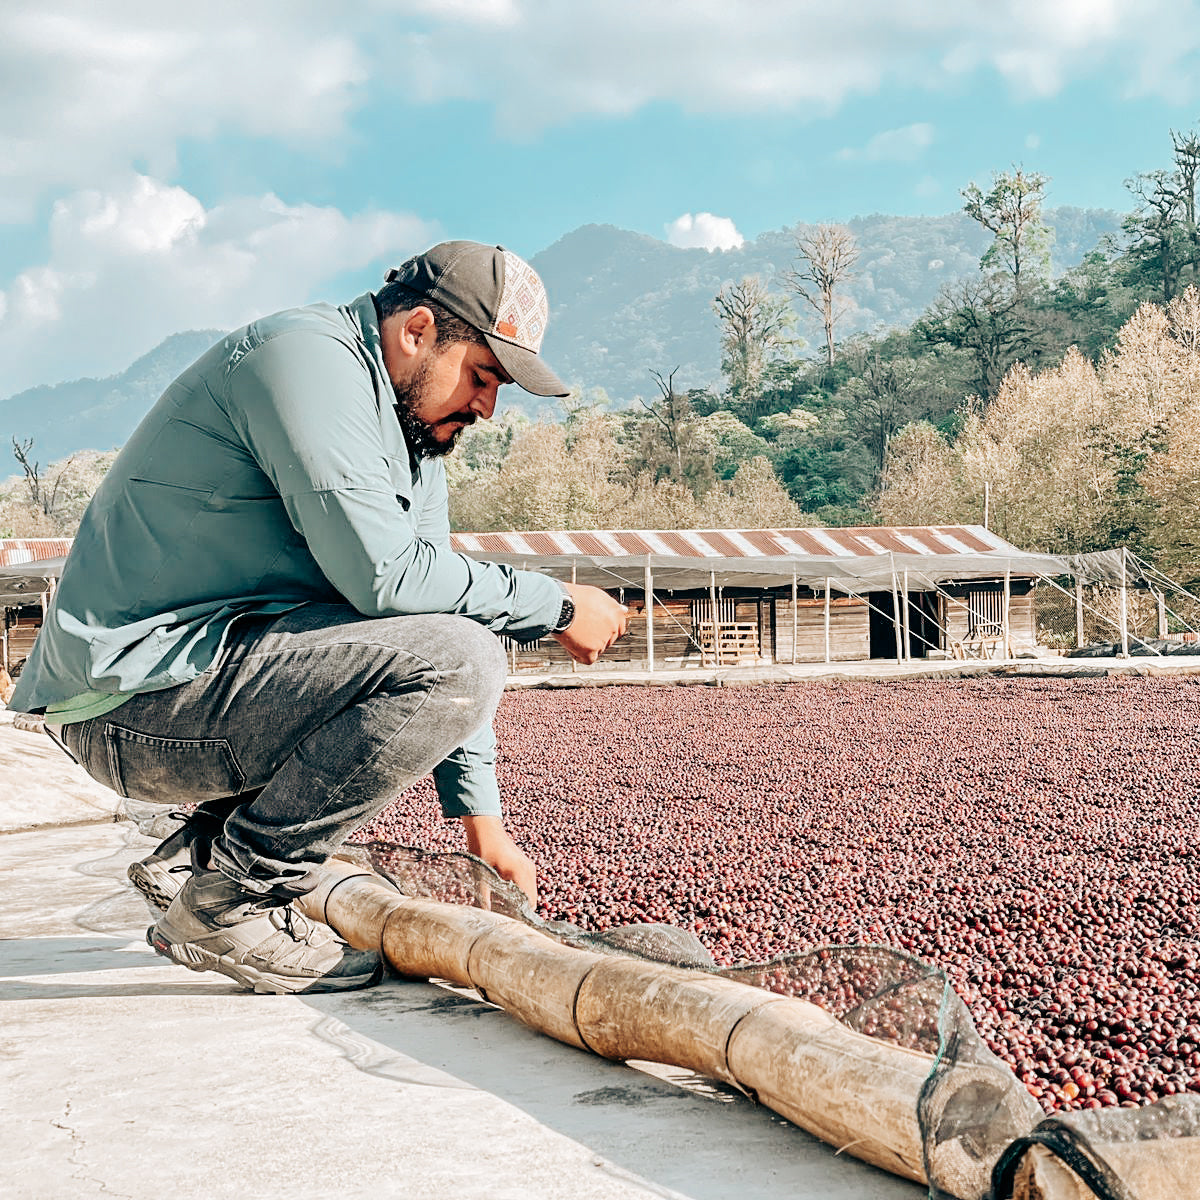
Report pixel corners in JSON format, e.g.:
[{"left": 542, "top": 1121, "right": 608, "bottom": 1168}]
[
  {"left": 0, "top": 558, "right": 64, "bottom": 608},
  {"left": 469, "top": 549, "right": 1084, "bottom": 594}
]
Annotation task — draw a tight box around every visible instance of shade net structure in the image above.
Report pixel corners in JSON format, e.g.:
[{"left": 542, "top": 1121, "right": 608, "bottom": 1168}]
[{"left": 1033, "top": 551, "right": 1200, "bottom": 660}]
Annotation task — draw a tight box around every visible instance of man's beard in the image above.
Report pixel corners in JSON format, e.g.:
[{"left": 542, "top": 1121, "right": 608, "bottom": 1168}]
[{"left": 392, "top": 355, "right": 473, "bottom": 459}]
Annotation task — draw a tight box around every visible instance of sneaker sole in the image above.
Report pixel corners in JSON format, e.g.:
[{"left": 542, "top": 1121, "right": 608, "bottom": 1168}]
[
  {"left": 148, "top": 928, "right": 383, "bottom": 995},
  {"left": 128, "top": 861, "right": 182, "bottom": 914}
]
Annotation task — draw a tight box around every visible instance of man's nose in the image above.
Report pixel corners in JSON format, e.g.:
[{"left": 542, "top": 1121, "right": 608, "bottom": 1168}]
[{"left": 470, "top": 390, "right": 498, "bottom": 420}]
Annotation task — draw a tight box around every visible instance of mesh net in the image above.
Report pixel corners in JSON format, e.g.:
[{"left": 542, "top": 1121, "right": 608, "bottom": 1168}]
[
  {"left": 120, "top": 811, "right": 1196, "bottom": 1199},
  {"left": 1034, "top": 579, "right": 1200, "bottom": 657},
  {"left": 354, "top": 840, "right": 1042, "bottom": 1200}
]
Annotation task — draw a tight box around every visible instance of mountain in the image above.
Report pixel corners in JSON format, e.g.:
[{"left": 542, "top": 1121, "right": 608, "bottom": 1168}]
[
  {"left": 1, "top": 207, "right": 1122, "bottom": 461},
  {"left": 531, "top": 206, "right": 1122, "bottom": 404},
  {"left": 0, "top": 330, "right": 226, "bottom": 464}
]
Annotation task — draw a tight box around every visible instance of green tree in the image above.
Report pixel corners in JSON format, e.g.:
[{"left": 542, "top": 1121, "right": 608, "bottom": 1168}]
[
  {"left": 712, "top": 277, "right": 798, "bottom": 424},
  {"left": 915, "top": 275, "right": 1045, "bottom": 401},
  {"left": 1124, "top": 168, "right": 1188, "bottom": 303},
  {"left": 961, "top": 166, "right": 1053, "bottom": 289}
]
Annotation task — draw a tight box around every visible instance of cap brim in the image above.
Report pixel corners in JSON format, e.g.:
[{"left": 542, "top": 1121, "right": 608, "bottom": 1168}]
[{"left": 485, "top": 334, "right": 570, "bottom": 398}]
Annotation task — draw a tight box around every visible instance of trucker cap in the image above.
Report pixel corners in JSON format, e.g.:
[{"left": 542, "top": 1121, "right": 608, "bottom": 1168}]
[{"left": 384, "top": 241, "right": 569, "bottom": 398}]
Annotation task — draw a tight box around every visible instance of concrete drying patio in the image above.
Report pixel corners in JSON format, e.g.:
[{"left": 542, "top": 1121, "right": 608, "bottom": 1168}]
[{"left": 0, "top": 710, "right": 921, "bottom": 1200}]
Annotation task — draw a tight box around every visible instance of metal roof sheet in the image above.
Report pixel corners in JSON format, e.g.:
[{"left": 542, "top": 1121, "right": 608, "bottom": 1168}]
[
  {"left": 447, "top": 525, "right": 1025, "bottom": 560},
  {"left": 0, "top": 539, "right": 73, "bottom": 568}
]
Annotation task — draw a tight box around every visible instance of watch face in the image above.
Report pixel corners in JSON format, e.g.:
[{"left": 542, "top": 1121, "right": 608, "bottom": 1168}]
[{"left": 556, "top": 594, "right": 575, "bottom": 632}]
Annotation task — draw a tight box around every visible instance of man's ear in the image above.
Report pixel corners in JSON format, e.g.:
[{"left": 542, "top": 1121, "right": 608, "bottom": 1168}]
[{"left": 392, "top": 305, "right": 437, "bottom": 361}]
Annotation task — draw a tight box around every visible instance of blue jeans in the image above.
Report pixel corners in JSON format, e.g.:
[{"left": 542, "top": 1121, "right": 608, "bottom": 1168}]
[{"left": 60, "top": 604, "right": 507, "bottom": 897}]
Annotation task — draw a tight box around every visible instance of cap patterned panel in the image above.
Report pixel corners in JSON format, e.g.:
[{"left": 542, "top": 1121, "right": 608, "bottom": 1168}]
[{"left": 494, "top": 250, "right": 549, "bottom": 352}]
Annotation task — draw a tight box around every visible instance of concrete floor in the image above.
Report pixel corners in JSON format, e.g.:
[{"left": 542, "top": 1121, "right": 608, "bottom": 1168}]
[{"left": 0, "top": 715, "right": 921, "bottom": 1200}]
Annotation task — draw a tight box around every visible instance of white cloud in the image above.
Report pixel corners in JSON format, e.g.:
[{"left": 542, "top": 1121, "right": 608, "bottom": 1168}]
[
  {"left": 665, "top": 213, "right": 745, "bottom": 252},
  {"left": 0, "top": 175, "right": 436, "bottom": 394},
  {"left": 0, "top": 2, "right": 366, "bottom": 221},
  {"left": 361, "top": 0, "right": 1200, "bottom": 132},
  {"left": 837, "top": 123, "right": 935, "bottom": 163},
  {"left": 1, "top": 1, "right": 1195, "bottom": 225}
]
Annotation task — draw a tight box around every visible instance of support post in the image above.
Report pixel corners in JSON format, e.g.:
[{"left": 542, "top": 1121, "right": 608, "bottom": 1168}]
[
  {"left": 1158, "top": 590, "right": 1168, "bottom": 641},
  {"left": 791, "top": 569, "right": 798, "bottom": 664},
  {"left": 824, "top": 577, "right": 832, "bottom": 664},
  {"left": 901, "top": 570, "right": 911, "bottom": 662},
  {"left": 1003, "top": 569, "right": 1012, "bottom": 659},
  {"left": 571, "top": 560, "right": 578, "bottom": 673},
  {"left": 890, "top": 558, "right": 903, "bottom": 665},
  {"left": 1075, "top": 575, "right": 1085, "bottom": 649},
  {"left": 644, "top": 557, "right": 655, "bottom": 673},
  {"left": 1119, "top": 549, "right": 1130, "bottom": 658},
  {"left": 710, "top": 571, "right": 719, "bottom": 669}
]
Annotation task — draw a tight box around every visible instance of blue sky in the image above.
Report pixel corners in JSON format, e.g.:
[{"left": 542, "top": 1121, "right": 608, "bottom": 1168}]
[{"left": 3, "top": 0, "right": 1200, "bottom": 398}]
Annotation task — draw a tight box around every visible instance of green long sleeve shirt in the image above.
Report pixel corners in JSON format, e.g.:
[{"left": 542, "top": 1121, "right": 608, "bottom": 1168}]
[{"left": 10, "top": 293, "right": 564, "bottom": 818}]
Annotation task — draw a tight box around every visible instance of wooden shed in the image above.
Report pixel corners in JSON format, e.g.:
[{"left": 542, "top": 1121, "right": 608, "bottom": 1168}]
[
  {"left": 449, "top": 525, "right": 1073, "bottom": 672},
  {"left": 0, "top": 539, "right": 71, "bottom": 676}
]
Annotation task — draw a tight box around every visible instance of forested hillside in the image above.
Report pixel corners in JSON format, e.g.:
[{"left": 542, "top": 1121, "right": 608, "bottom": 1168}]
[
  {"left": 0, "top": 330, "right": 224, "bottom": 462},
  {"left": 531, "top": 206, "right": 1118, "bottom": 405},
  {"left": 4, "top": 136, "right": 1199, "bottom": 593}
]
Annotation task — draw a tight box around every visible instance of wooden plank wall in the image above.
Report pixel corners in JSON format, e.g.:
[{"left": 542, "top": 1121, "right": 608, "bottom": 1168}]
[
  {"left": 775, "top": 595, "right": 870, "bottom": 662},
  {"left": 503, "top": 584, "right": 1035, "bottom": 672},
  {"left": 506, "top": 597, "right": 771, "bottom": 670},
  {"left": 944, "top": 592, "right": 1036, "bottom": 650},
  {"left": 3, "top": 610, "right": 42, "bottom": 672}
]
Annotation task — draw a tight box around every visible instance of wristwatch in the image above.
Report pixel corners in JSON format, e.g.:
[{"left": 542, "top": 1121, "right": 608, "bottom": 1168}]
[{"left": 551, "top": 587, "right": 575, "bottom": 633}]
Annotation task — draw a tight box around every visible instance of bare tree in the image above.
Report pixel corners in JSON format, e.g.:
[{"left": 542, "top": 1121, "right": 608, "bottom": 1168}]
[
  {"left": 712, "top": 277, "right": 796, "bottom": 423},
  {"left": 10, "top": 436, "right": 79, "bottom": 523},
  {"left": 636, "top": 367, "right": 689, "bottom": 480},
  {"left": 785, "top": 224, "right": 858, "bottom": 368}
]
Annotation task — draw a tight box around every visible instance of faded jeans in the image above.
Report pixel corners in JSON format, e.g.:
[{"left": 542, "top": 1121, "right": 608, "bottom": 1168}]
[{"left": 60, "top": 604, "right": 507, "bottom": 897}]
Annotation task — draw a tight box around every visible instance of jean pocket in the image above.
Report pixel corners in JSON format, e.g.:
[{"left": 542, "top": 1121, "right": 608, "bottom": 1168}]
[{"left": 103, "top": 725, "right": 246, "bottom": 804}]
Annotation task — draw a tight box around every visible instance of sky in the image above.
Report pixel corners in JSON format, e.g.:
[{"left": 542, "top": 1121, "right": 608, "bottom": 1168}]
[{"left": 3, "top": 0, "right": 1200, "bottom": 399}]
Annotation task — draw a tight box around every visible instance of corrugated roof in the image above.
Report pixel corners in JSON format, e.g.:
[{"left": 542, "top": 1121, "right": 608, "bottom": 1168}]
[
  {"left": 0, "top": 539, "right": 73, "bottom": 567},
  {"left": 447, "top": 526, "right": 1022, "bottom": 560}
]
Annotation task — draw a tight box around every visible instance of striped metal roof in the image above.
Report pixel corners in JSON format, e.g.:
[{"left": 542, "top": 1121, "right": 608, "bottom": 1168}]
[
  {"left": 450, "top": 525, "right": 1019, "bottom": 560},
  {"left": 0, "top": 539, "right": 73, "bottom": 568}
]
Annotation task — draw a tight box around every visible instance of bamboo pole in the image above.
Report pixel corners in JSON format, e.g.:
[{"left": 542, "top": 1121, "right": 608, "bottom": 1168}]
[
  {"left": 1119, "top": 548, "right": 1130, "bottom": 658},
  {"left": 1075, "top": 576, "right": 1085, "bottom": 649},
  {"left": 644, "top": 556, "right": 655, "bottom": 673},
  {"left": 295, "top": 866, "right": 937, "bottom": 1184},
  {"left": 890, "top": 558, "right": 904, "bottom": 665},
  {"left": 1009, "top": 1137, "right": 1200, "bottom": 1199},
  {"left": 824, "top": 578, "right": 831, "bottom": 664},
  {"left": 709, "top": 571, "right": 720, "bottom": 668},
  {"left": 901, "top": 570, "right": 911, "bottom": 662},
  {"left": 1003, "top": 568, "right": 1012, "bottom": 659},
  {"left": 791, "top": 569, "right": 798, "bottom": 664}
]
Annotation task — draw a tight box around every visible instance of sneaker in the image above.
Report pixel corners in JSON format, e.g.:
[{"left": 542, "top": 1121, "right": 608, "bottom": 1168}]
[
  {"left": 149, "top": 869, "right": 383, "bottom": 995},
  {"left": 128, "top": 808, "right": 223, "bottom": 913}
]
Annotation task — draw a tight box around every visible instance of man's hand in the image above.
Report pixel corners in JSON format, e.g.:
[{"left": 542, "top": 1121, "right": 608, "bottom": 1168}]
[
  {"left": 460, "top": 814, "right": 537, "bottom": 907},
  {"left": 553, "top": 582, "right": 628, "bottom": 665}
]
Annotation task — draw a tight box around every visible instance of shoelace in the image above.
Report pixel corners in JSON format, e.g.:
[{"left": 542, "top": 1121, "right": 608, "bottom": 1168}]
[{"left": 275, "top": 903, "right": 326, "bottom": 946}]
